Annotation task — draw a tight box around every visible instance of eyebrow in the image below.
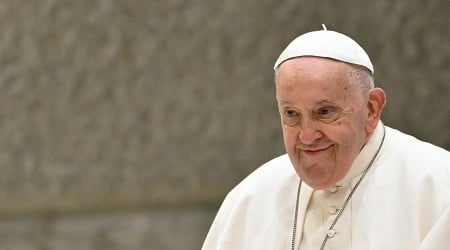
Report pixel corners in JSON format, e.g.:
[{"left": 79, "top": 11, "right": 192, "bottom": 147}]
[
  {"left": 278, "top": 101, "right": 293, "bottom": 106},
  {"left": 316, "top": 98, "right": 338, "bottom": 106},
  {"left": 278, "top": 98, "right": 338, "bottom": 107}
]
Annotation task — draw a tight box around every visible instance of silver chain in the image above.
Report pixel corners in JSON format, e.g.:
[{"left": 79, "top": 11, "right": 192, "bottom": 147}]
[
  {"left": 291, "top": 125, "right": 386, "bottom": 250},
  {"left": 291, "top": 179, "right": 302, "bottom": 250}
]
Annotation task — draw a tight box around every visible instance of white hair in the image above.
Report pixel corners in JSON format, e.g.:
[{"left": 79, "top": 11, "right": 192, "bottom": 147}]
[{"left": 346, "top": 63, "right": 375, "bottom": 95}]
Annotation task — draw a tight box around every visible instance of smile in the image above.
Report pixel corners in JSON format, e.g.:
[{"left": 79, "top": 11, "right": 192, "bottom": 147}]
[{"left": 301, "top": 145, "right": 333, "bottom": 155}]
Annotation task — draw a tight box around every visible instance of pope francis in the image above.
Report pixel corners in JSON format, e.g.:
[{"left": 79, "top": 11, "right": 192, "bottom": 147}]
[{"left": 202, "top": 26, "right": 450, "bottom": 250}]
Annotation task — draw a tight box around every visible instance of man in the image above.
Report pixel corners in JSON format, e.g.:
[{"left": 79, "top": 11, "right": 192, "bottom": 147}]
[{"left": 202, "top": 26, "right": 450, "bottom": 249}]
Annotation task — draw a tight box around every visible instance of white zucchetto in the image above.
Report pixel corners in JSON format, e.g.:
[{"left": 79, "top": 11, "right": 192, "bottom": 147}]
[{"left": 274, "top": 25, "right": 374, "bottom": 74}]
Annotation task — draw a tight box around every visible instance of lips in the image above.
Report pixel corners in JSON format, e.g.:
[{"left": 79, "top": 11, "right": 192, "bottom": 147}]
[{"left": 301, "top": 145, "right": 333, "bottom": 155}]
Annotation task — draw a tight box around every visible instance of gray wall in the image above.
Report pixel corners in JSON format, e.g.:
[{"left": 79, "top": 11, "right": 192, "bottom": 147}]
[{"left": 0, "top": 1, "right": 448, "bottom": 249}]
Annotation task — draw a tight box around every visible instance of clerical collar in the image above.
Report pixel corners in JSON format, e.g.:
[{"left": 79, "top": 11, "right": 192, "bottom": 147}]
[{"left": 334, "top": 121, "right": 385, "bottom": 187}]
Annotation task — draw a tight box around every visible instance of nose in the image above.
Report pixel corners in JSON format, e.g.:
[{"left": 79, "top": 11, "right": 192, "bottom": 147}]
[{"left": 298, "top": 120, "right": 323, "bottom": 145}]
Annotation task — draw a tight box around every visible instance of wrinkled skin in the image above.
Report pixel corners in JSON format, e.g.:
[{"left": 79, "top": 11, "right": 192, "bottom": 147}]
[{"left": 275, "top": 57, "right": 385, "bottom": 190}]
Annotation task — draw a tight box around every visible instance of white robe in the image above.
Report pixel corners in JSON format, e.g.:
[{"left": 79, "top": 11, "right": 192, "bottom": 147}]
[{"left": 202, "top": 123, "right": 450, "bottom": 250}]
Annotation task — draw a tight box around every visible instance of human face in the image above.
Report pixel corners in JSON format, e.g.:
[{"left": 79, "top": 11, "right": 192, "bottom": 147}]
[{"left": 275, "top": 57, "right": 371, "bottom": 190}]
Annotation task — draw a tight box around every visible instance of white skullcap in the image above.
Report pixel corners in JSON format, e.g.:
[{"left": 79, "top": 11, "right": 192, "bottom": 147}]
[{"left": 274, "top": 25, "right": 374, "bottom": 74}]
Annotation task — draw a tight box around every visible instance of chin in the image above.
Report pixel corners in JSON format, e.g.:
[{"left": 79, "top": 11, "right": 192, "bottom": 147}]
[
  {"left": 307, "top": 181, "right": 334, "bottom": 190},
  {"left": 300, "top": 175, "right": 332, "bottom": 189},
  {"left": 295, "top": 165, "right": 335, "bottom": 190}
]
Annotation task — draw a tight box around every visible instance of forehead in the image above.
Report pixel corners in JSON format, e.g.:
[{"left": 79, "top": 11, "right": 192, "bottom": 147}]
[
  {"left": 276, "top": 57, "right": 349, "bottom": 83},
  {"left": 275, "top": 57, "right": 354, "bottom": 105}
]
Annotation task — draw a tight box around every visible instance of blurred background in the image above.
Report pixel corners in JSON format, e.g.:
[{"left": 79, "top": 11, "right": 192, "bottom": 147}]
[{"left": 0, "top": 0, "right": 448, "bottom": 249}]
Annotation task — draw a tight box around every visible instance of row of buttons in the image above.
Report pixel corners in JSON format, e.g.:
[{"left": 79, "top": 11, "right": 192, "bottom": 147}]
[
  {"left": 328, "top": 185, "right": 340, "bottom": 215},
  {"left": 327, "top": 185, "right": 340, "bottom": 238}
]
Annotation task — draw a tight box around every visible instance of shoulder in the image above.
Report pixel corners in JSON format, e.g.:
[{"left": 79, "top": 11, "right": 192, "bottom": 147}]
[
  {"left": 374, "top": 126, "right": 450, "bottom": 201},
  {"left": 202, "top": 154, "right": 298, "bottom": 249},
  {"left": 383, "top": 126, "right": 450, "bottom": 166},
  {"left": 227, "top": 154, "right": 296, "bottom": 197}
]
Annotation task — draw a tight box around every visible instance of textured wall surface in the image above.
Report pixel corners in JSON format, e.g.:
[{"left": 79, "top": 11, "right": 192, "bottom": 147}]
[{"left": 0, "top": 0, "right": 448, "bottom": 249}]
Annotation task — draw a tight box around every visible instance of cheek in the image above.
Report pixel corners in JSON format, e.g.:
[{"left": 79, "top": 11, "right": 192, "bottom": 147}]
[
  {"left": 333, "top": 124, "right": 367, "bottom": 159},
  {"left": 282, "top": 127, "right": 298, "bottom": 150}
]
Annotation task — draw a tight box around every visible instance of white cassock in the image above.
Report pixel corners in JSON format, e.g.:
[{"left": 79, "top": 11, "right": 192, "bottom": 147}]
[{"left": 202, "top": 122, "right": 450, "bottom": 250}]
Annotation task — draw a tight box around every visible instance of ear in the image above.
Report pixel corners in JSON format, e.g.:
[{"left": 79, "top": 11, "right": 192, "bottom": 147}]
[{"left": 366, "top": 87, "right": 386, "bottom": 133}]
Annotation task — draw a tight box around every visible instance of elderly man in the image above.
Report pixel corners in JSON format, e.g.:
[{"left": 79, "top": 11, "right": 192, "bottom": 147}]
[{"left": 202, "top": 26, "right": 450, "bottom": 250}]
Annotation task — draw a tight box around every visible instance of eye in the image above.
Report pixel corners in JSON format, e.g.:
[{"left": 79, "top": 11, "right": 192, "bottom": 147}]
[
  {"left": 281, "top": 109, "right": 300, "bottom": 126},
  {"left": 316, "top": 107, "right": 338, "bottom": 121},
  {"left": 318, "top": 108, "right": 332, "bottom": 115},
  {"left": 285, "top": 109, "right": 298, "bottom": 117}
]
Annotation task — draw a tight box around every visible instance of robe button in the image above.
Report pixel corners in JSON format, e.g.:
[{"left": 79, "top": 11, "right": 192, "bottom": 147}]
[
  {"left": 327, "top": 229, "right": 336, "bottom": 238},
  {"left": 328, "top": 205, "right": 338, "bottom": 215},
  {"left": 329, "top": 185, "right": 338, "bottom": 193}
]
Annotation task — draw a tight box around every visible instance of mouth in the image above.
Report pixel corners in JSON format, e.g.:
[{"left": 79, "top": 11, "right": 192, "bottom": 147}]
[{"left": 301, "top": 145, "right": 333, "bottom": 155}]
